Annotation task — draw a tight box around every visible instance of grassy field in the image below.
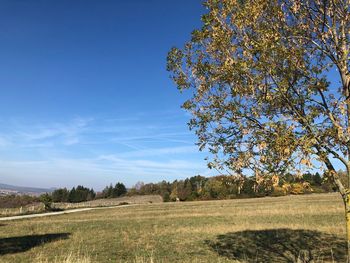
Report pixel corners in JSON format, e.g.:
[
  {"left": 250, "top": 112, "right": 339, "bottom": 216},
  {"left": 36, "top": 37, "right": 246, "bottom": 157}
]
[
  {"left": 0, "top": 195, "right": 163, "bottom": 217},
  {"left": 0, "top": 193, "right": 346, "bottom": 263},
  {"left": 51, "top": 195, "right": 163, "bottom": 210}
]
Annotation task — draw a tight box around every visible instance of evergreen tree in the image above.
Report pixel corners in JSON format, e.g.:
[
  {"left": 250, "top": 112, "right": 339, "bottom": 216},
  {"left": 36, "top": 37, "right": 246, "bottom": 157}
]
[
  {"left": 314, "top": 172, "right": 322, "bottom": 186},
  {"left": 68, "top": 187, "right": 77, "bottom": 202},
  {"left": 107, "top": 184, "right": 113, "bottom": 198},
  {"left": 52, "top": 188, "right": 69, "bottom": 202},
  {"left": 114, "top": 182, "right": 127, "bottom": 197}
]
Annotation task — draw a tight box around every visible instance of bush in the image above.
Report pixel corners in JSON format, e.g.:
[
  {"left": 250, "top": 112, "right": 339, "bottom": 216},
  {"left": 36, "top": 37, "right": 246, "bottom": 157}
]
[
  {"left": 271, "top": 186, "right": 287, "bottom": 197},
  {"left": 40, "top": 193, "right": 53, "bottom": 211},
  {"left": 290, "top": 183, "right": 305, "bottom": 195},
  {"left": 0, "top": 195, "right": 40, "bottom": 208}
]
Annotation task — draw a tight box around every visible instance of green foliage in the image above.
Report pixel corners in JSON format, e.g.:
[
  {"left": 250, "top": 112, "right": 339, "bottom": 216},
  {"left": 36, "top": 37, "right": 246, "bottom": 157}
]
[
  {"left": 67, "top": 186, "right": 95, "bottom": 203},
  {"left": 113, "top": 182, "right": 127, "bottom": 197},
  {"left": 39, "top": 193, "right": 53, "bottom": 210},
  {"left": 203, "top": 178, "right": 226, "bottom": 199},
  {"left": 128, "top": 172, "right": 331, "bottom": 201},
  {"left": 100, "top": 182, "right": 127, "bottom": 198},
  {"left": 44, "top": 186, "right": 96, "bottom": 203},
  {"left": 1, "top": 171, "right": 333, "bottom": 209},
  {"left": 51, "top": 188, "right": 69, "bottom": 202},
  {"left": 313, "top": 172, "right": 323, "bottom": 186}
]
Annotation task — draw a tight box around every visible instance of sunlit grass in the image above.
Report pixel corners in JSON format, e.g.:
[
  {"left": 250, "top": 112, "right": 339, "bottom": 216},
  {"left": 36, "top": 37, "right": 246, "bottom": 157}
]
[{"left": 0, "top": 193, "right": 345, "bottom": 262}]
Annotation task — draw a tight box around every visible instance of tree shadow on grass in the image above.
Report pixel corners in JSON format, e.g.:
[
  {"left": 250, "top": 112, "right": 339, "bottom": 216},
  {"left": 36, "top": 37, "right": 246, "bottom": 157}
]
[
  {"left": 0, "top": 233, "right": 70, "bottom": 255},
  {"left": 205, "top": 229, "right": 346, "bottom": 263}
]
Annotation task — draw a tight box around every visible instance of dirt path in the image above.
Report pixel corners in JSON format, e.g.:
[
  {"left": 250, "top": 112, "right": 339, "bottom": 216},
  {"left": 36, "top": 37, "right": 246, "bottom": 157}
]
[{"left": 0, "top": 205, "right": 134, "bottom": 221}]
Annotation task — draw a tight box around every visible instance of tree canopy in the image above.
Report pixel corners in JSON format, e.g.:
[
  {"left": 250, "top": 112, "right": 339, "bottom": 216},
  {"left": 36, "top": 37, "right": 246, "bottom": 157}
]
[
  {"left": 167, "top": 0, "right": 350, "bottom": 195},
  {"left": 167, "top": 0, "right": 350, "bottom": 256}
]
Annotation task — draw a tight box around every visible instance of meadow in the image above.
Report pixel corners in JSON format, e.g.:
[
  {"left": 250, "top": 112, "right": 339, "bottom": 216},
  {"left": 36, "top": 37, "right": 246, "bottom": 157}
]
[
  {"left": 0, "top": 195, "right": 162, "bottom": 217},
  {"left": 0, "top": 193, "right": 346, "bottom": 263}
]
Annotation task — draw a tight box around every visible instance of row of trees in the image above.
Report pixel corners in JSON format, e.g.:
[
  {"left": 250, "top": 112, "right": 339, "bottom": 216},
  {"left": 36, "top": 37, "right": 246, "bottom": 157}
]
[
  {"left": 48, "top": 182, "right": 127, "bottom": 203},
  {"left": 0, "top": 182, "right": 128, "bottom": 208},
  {"left": 128, "top": 172, "right": 335, "bottom": 202},
  {"left": 2, "top": 172, "right": 336, "bottom": 208},
  {"left": 50, "top": 185, "right": 96, "bottom": 203},
  {"left": 99, "top": 182, "right": 127, "bottom": 198}
]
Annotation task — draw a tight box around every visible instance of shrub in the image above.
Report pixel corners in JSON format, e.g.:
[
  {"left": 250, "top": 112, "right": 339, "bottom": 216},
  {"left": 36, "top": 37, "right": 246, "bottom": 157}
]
[
  {"left": 271, "top": 186, "right": 287, "bottom": 197},
  {"left": 0, "top": 195, "right": 40, "bottom": 208},
  {"left": 290, "top": 183, "right": 305, "bottom": 195}
]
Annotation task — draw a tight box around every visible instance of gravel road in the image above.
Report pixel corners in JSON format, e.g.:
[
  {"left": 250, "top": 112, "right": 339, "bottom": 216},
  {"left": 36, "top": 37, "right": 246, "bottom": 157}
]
[{"left": 0, "top": 205, "right": 134, "bottom": 221}]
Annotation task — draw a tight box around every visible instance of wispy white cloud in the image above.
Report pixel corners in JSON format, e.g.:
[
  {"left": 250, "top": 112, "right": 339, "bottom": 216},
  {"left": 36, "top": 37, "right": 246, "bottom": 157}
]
[
  {"left": 0, "top": 114, "right": 210, "bottom": 189},
  {"left": 0, "top": 155, "right": 209, "bottom": 189},
  {"left": 16, "top": 117, "right": 92, "bottom": 144},
  {"left": 0, "top": 116, "right": 196, "bottom": 151},
  {"left": 110, "top": 132, "right": 194, "bottom": 145},
  {"left": 120, "top": 146, "right": 198, "bottom": 158},
  {"left": 0, "top": 136, "right": 11, "bottom": 147}
]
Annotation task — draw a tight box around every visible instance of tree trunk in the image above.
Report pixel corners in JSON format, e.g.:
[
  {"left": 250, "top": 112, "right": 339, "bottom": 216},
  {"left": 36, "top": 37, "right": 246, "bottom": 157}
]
[{"left": 345, "top": 194, "right": 350, "bottom": 263}]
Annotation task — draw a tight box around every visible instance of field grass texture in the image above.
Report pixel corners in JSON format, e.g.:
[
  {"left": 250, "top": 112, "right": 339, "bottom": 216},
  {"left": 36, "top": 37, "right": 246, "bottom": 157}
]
[{"left": 0, "top": 193, "right": 345, "bottom": 262}]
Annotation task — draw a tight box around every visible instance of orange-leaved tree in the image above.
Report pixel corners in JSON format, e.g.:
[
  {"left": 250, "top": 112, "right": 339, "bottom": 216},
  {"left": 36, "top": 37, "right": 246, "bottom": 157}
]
[{"left": 167, "top": 0, "right": 350, "bottom": 258}]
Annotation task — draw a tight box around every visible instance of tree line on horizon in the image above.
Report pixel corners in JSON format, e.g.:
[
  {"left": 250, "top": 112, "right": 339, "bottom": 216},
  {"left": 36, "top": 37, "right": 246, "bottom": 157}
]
[
  {"left": 49, "top": 182, "right": 127, "bottom": 203},
  {"left": 0, "top": 171, "right": 340, "bottom": 209},
  {"left": 128, "top": 172, "right": 338, "bottom": 202},
  {"left": 0, "top": 182, "right": 127, "bottom": 208}
]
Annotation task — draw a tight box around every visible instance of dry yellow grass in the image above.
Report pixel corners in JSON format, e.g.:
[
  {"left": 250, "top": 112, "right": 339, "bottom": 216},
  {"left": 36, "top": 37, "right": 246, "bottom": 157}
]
[
  {"left": 35, "top": 251, "right": 92, "bottom": 263},
  {"left": 0, "top": 193, "right": 346, "bottom": 262},
  {"left": 51, "top": 195, "right": 163, "bottom": 210},
  {"left": 0, "top": 195, "right": 163, "bottom": 217}
]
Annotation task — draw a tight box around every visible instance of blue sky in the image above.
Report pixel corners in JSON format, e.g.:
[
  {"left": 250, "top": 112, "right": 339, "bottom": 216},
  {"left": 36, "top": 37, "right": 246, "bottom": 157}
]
[{"left": 0, "top": 0, "right": 213, "bottom": 189}]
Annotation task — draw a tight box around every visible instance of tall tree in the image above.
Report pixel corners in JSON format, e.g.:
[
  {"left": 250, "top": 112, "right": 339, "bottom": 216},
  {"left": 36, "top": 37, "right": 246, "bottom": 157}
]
[
  {"left": 51, "top": 188, "right": 69, "bottom": 202},
  {"left": 114, "top": 182, "right": 127, "bottom": 197},
  {"left": 167, "top": 0, "right": 350, "bottom": 257}
]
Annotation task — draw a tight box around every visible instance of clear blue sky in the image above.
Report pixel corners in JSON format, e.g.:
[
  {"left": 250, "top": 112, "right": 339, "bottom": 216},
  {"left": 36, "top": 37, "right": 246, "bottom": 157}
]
[{"left": 0, "top": 0, "right": 213, "bottom": 190}]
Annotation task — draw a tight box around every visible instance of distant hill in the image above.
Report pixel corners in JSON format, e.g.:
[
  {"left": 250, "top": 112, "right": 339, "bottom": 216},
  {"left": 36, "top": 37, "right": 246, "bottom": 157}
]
[{"left": 0, "top": 183, "right": 54, "bottom": 196}]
